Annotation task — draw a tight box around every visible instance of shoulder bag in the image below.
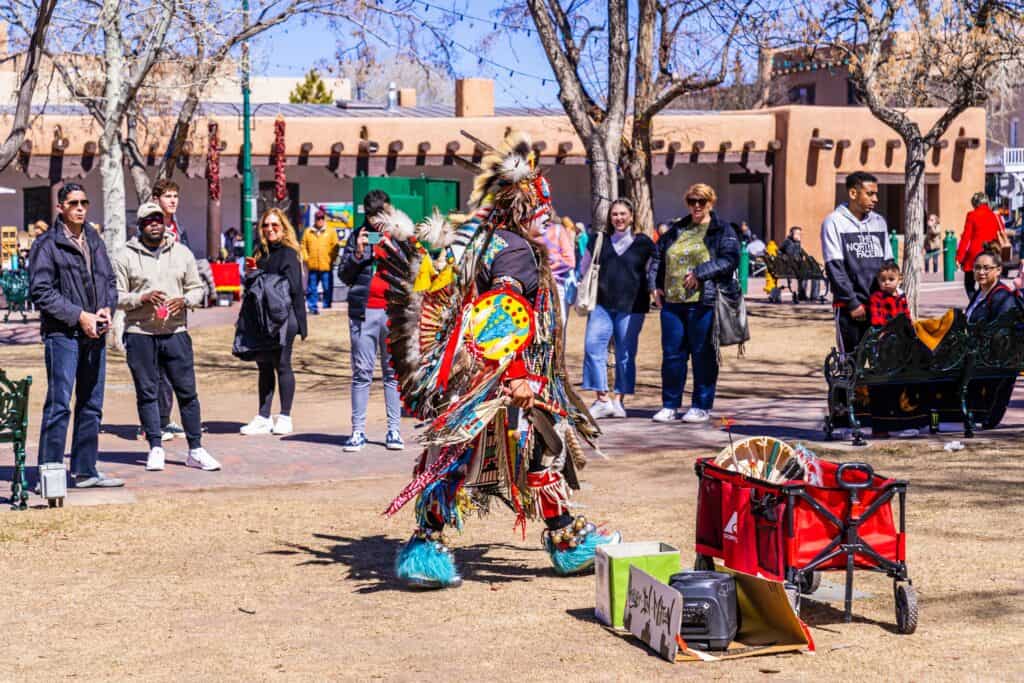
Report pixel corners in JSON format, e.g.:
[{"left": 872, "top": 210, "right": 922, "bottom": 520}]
[
  {"left": 710, "top": 235, "right": 750, "bottom": 351},
  {"left": 574, "top": 231, "right": 605, "bottom": 315}
]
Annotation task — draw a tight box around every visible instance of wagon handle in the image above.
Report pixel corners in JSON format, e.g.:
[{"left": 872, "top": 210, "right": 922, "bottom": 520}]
[{"left": 836, "top": 462, "right": 874, "bottom": 505}]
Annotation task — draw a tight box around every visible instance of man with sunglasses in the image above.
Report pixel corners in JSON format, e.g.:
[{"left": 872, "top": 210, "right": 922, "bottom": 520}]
[
  {"left": 29, "top": 183, "right": 123, "bottom": 489},
  {"left": 116, "top": 202, "right": 220, "bottom": 473}
]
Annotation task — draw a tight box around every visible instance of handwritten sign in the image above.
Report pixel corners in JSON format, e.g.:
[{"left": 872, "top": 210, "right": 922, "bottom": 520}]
[{"left": 624, "top": 566, "right": 683, "bottom": 662}]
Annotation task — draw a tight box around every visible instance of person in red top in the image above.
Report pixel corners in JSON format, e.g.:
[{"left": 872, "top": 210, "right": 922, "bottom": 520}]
[
  {"left": 336, "top": 193, "right": 404, "bottom": 453},
  {"left": 869, "top": 260, "right": 910, "bottom": 326},
  {"left": 956, "top": 192, "right": 1004, "bottom": 297}
]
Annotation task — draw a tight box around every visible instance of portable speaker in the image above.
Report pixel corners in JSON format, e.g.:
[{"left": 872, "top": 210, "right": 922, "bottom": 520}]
[{"left": 668, "top": 571, "right": 739, "bottom": 650}]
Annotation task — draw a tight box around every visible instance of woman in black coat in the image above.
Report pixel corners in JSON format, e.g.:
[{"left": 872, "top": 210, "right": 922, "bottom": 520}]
[
  {"left": 649, "top": 183, "right": 739, "bottom": 425},
  {"left": 966, "top": 247, "right": 1021, "bottom": 324},
  {"left": 239, "top": 209, "right": 307, "bottom": 436}
]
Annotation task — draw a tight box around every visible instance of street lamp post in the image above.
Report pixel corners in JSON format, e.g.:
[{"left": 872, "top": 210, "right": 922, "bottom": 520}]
[{"left": 241, "top": 0, "right": 255, "bottom": 257}]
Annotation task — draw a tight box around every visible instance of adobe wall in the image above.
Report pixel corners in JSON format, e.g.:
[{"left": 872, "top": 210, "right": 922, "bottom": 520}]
[{"left": 771, "top": 106, "right": 986, "bottom": 259}]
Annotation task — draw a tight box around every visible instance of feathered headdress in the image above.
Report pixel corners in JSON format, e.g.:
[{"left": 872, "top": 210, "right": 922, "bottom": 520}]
[{"left": 465, "top": 130, "right": 552, "bottom": 228}]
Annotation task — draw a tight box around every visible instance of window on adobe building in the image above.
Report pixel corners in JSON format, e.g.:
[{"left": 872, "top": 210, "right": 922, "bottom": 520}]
[
  {"left": 23, "top": 186, "right": 51, "bottom": 228},
  {"left": 787, "top": 84, "right": 816, "bottom": 105}
]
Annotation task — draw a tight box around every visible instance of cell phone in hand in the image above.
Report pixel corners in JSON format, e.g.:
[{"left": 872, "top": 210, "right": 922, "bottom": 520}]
[
  {"left": 366, "top": 231, "right": 382, "bottom": 246},
  {"left": 96, "top": 320, "right": 109, "bottom": 334}
]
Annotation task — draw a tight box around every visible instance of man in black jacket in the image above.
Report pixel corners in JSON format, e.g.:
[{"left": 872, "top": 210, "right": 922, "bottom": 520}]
[
  {"left": 29, "top": 183, "right": 123, "bottom": 488},
  {"left": 337, "top": 189, "right": 404, "bottom": 452}
]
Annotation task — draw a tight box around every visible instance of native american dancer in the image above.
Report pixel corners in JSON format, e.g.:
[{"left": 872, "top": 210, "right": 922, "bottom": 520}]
[{"left": 376, "top": 131, "right": 621, "bottom": 589}]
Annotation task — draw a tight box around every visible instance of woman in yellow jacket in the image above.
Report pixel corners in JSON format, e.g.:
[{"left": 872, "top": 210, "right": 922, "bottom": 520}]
[{"left": 301, "top": 208, "right": 340, "bottom": 314}]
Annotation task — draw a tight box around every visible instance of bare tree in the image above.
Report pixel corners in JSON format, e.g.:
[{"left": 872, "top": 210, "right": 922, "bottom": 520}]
[
  {"left": 522, "top": 0, "right": 630, "bottom": 234},
  {"left": 623, "top": 0, "right": 750, "bottom": 231},
  {"left": 121, "top": 0, "right": 336, "bottom": 204},
  {"left": 0, "top": 0, "right": 56, "bottom": 173},
  {"left": 798, "top": 0, "right": 1024, "bottom": 314},
  {"left": 32, "top": 0, "right": 176, "bottom": 259}
]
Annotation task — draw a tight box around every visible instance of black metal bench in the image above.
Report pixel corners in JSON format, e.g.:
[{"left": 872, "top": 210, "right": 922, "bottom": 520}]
[
  {"left": 0, "top": 369, "right": 32, "bottom": 510},
  {"left": 824, "top": 308, "right": 1024, "bottom": 444},
  {"left": 764, "top": 252, "right": 830, "bottom": 304}
]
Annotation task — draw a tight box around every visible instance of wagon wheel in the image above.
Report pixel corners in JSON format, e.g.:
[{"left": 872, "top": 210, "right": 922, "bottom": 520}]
[
  {"left": 694, "top": 554, "right": 715, "bottom": 571},
  {"left": 798, "top": 570, "right": 822, "bottom": 595},
  {"left": 895, "top": 583, "right": 919, "bottom": 634}
]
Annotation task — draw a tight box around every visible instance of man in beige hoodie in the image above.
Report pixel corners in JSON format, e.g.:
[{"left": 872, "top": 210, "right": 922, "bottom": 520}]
[{"left": 116, "top": 202, "right": 220, "bottom": 472}]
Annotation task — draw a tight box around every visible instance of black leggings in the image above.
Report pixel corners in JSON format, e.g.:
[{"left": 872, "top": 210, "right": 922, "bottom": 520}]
[{"left": 257, "top": 334, "right": 295, "bottom": 418}]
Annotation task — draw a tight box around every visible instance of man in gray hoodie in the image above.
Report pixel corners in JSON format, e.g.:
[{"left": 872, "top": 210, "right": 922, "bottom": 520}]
[
  {"left": 115, "top": 202, "right": 220, "bottom": 472},
  {"left": 821, "top": 171, "right": 892, "bottom": 354}
]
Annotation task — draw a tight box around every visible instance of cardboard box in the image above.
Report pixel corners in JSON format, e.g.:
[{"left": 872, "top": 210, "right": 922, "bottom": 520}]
[
  {"left": 623, "top": 566, "right": 814, "bottom": 663},
  {"left": 595, "top": 542, "right": 680, "bottom": 629}
]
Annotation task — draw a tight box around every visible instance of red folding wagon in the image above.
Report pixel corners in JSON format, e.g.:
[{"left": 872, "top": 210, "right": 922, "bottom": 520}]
[{"left": 693, "top": 450, "right": 918, "bottom": 634}]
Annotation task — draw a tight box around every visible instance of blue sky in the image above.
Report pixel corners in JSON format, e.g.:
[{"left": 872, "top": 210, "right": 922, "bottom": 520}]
[{"left": 251, "top": 1, "right": 563, "bottom": 108}]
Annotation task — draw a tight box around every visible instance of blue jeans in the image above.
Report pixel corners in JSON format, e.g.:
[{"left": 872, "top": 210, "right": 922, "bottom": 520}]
[
  {"left": 349, "top": 308, "right": 401, "bottom": 433},
  {"left": 660, "top": 302, "right": 718, "bottom": 410},
  {"left": 581, "top": 305, "right": 645, "bottom": 395},
  {"left": 306, "top": 270, "right": 333, "bottom": 311},
  {"left": 38, "top": 334, "right": 106, "bottom": 478}
]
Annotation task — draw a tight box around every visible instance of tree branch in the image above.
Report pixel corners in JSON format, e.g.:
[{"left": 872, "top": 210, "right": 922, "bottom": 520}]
[{"left": 0, "top": 0, "right": 57, "bottom": 173}]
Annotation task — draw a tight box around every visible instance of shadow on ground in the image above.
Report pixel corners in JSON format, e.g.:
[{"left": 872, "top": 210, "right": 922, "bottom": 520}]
[{"left": 265, "top": 533, "right": 543, "bottom": 593}]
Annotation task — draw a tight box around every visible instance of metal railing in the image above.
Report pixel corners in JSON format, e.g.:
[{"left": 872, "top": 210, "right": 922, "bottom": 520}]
[{"left": 1004, "top": 147, "right": 1024, "bottom": 171}]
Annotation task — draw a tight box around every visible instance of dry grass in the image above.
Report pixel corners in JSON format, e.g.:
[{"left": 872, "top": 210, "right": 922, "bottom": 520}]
[
  {"left": 1, "top": 439, "right": 1023, "bottom": 680},
  {"left": 2, "top": 302, "right": 1022, "bottom": 679}
]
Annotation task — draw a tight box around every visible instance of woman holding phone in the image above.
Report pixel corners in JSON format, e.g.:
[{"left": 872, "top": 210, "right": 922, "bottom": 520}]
[{"left": 239, "top": 208, "right": 307, "bottom": 436}]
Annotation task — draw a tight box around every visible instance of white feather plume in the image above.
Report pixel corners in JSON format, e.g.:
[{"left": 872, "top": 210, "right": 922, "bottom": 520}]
[
  {"left": 382, "top": 207, "right": 416, "bottom": 240},
  {"left": 499, "top": 153, "right": 533, "bottom": 182},
  {"left": 416, "top": 209, "right": 454, "bottom": 250}
]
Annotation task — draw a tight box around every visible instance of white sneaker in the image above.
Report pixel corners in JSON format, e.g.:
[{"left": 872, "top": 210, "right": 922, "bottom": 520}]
[
  {"left": 652, "top": 408, "right": 678, "bottom": 423},
  {"left": 589, "top": 400, "right": 616, "bottom": 419},
  {"left": 146, "top": 446, "right": 165, "bottom": 471},
  {"left": 240, "top": 415, "right": 273, "bottom": 435},
  {"left": 271, "top": 415, "right": 293, "bottom": 435},
  {"left": 186, "top": 447, "right": 221, "bottom": 471},
  {"left": 610, "top": 400, "right": 627, "bottom": 418},
  {"left": 682, "top": 407, "right": 711, "bottom": 424}
]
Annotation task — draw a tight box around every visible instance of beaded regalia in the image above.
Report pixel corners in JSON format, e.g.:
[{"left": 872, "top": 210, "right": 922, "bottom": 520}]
[{"left": 376, "top": 131, "right": 621, "bottom": 588}]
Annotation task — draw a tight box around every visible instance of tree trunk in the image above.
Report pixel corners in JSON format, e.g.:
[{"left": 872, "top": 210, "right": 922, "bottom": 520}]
[
  {"left": 623, "top": 115, "right": 655, "bottom": 234},
  {"left": 901, "top": 136, "right": 928, "bottom": 316},
  {"left": 99, "top": 130, "right": 128, "bottom": 352},
  {"left": 586, "top": 133, "right": 618, "bottom": 235}
]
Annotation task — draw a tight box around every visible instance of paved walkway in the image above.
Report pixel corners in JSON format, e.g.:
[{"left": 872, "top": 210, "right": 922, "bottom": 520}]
[{"left": 3, "top": 273, "right": 1021, "bottom": 508}]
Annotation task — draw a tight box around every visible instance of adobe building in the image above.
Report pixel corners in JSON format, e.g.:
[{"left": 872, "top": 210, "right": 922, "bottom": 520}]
[{"left": 0, "top": 76, "right": 985, "bottom": 260}]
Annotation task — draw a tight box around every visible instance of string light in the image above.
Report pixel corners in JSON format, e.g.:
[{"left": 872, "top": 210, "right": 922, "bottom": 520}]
[{"left": 396, "top": 0, "right": 536, "bottom": 34}]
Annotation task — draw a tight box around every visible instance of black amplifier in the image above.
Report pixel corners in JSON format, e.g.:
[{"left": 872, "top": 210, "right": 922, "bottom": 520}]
[{"left": 668, "top": 571, "right": 739, "bottom": 650}]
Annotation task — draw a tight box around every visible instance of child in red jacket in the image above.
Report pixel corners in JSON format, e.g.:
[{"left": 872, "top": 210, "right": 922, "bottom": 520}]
[{"left": 869, "top": 260, "right": 910, "bottom": 326}]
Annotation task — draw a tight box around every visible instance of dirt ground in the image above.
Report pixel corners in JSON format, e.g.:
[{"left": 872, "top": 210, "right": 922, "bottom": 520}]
[
  {"left": 1, "top": 443, "right": 1023, "bottom": 680},
  {"left": 2, "top": 304, "right": 1024, "bottom": 680}
]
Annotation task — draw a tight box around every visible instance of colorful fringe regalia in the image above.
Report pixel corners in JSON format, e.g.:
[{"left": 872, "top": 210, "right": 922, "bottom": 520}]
[{"left": 377, "top": 131, "right": 620, "bottom": 589}]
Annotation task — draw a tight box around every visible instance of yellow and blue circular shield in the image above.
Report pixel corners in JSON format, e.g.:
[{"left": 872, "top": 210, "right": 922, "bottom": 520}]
[{"left": 465, "top": 289, "right": 534, "bottom": 362}]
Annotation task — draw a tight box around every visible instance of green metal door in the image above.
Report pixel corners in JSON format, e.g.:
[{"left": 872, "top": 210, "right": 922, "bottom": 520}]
[{"left": 353, "top": 175, "right": 460, "bottom": 226}]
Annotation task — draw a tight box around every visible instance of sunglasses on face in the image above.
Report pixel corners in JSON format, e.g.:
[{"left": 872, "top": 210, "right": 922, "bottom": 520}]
[
  {"left": 262, "top": 222, "right": 282, "bottom": 230},
  {"left": 686, "top": 197, "right": 708, "bottom": 207},
  {"left": 65, "top": 199, "right": 89, "bottom": 208}
]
